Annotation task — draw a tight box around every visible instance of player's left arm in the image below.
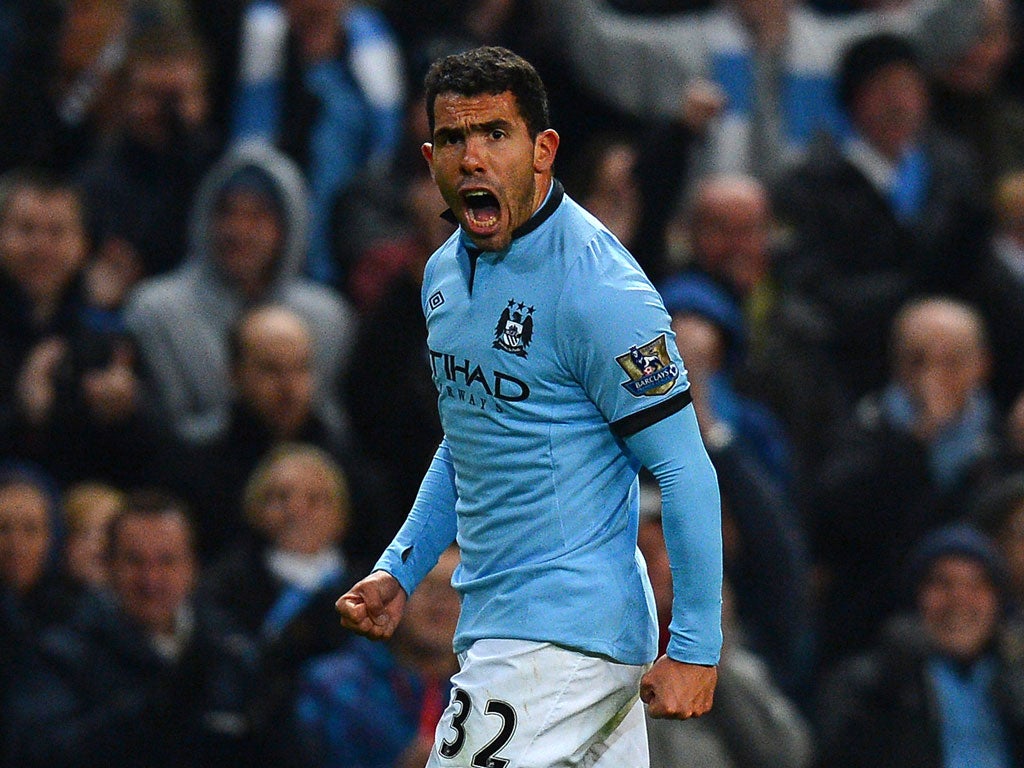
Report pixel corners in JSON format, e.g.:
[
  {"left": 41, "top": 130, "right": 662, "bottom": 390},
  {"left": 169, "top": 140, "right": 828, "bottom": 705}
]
[
  {"left": 625, "top": 402, "right": 723, "bottom": 719},
  {"left": 558, "top": 229, "right": 722, "bottom": 717}
]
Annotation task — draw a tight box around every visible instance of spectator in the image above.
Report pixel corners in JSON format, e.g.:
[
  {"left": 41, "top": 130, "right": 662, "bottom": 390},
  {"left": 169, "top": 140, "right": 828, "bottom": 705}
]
[
  {"left": 665, "top": 174, "right": 774, "bottom": 301},
  {"left": 638, "top": 484, "right": 814, "bottom": 768},
  {"left": 295, "top": 544, "right": 461, "bottom": 768},
  {"left": 77, "top": 24, "right": 219, "bottom": 292},
  {"left": 179, "top": 0, "right": 248, "bottom": 142},
  {"left": 0, "top": 169, "right": 93, "bottom": 429},
  {"left": 0, "top": 463, "right": 70, "bottom": 768},
  {"left": 197, "top": 444, "right": 365, "bottom": 766},
  {"left": 561, "top": 125, "right": 717, "bottom": 283},
  {"left": 661, "top": 269, "right": 795, "bottom": 492},
  {"left": 542, "top": 0, "right": 982, "bottom": 182},
  {"left": 772, "top": 31, "right": 991, "bottom": 404},
  {"left": 5, "top": 489, "right": 259, "bottom": 768},
  {"left": 814, "top": 523, "right": 1024, "bottom": 768},
  {"left": 341, "top": 137, "right": 456, "bottom": 313},
  {"left": 927, "top": 0, "right": 1024, "bottom": 192},
  {"left": 61, "top": 481, "right": 125, "bottom": 589},
  {"left": 0, "top": 168, "right": 165, "bottom": 490},
  {"left": 656, "top": 411, "right": 815, "bottom": 700},
  {"left": 231, "top": 0, "right": 406, "bottom": 287},
  {"left": 653, "top": 315, "right": 815, "bottom": 697},
  {"left": 0, "top": 0, "right": 194, "bottom": 174},
  {"left": 0, "top": 465, "right": 78, "bottom": 645},
  {"left": 169, "top": 304, "right": 391, "bottom": 561},
  {"left": 657, "top": 173, "right": 842, "bottom": 494},
  {"left": 386, "top": 0, "right": 543, "bottom": 85},
  {"left": 9, "top": 331, "right": 170, "bottom": 492},
  {"left": 812, "top": 297, "right": 1004, "bottom": 669},
  {"left": 563, "top": 132, "right": 644, "bottom": 254},
  {"left": 123, "top": 140, "right": 357, "bottom": 444}
]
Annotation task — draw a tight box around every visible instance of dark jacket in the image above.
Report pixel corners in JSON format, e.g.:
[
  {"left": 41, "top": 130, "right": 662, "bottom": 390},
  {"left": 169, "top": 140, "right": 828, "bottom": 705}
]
[
  {"left": 771, "top": 131, "right": 990, "bottom": 403},
  {"left": 815, "top": 616, "right": 1024, "bottom": 768},
  {"left": 4, "top": 591, "right": 258, "bottom": 768},
  {"left": 196, "top": 536, "right": 364, "bottom": 764},
  {"left": 811, "top": 394, "right": 1002, "bottom": 668},
  {"left": 0, "top": 270, "right": 87, "bottom": 436},
  {"left": 344, "top": 271, "right": 444, "bottom": 524},
  {"left": 77, "top": 132, "right": 217, "bottom": 277}
]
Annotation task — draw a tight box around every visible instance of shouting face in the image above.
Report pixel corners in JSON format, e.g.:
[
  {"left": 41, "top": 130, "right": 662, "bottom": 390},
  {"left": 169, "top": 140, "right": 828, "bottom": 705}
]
[{"left": 422, "top": 90, "right": 558, "bottom": 252}]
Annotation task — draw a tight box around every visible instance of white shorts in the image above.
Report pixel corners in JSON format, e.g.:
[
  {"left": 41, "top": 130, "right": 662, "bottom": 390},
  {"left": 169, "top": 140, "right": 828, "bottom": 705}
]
[{"left": 426, "top": 639, "right": 650, "bottom": 768}]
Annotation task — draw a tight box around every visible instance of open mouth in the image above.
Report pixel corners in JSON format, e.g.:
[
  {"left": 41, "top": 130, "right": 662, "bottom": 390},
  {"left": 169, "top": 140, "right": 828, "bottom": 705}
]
[{"left": 462, "top": 189, "right": 501, "bottom": 232}]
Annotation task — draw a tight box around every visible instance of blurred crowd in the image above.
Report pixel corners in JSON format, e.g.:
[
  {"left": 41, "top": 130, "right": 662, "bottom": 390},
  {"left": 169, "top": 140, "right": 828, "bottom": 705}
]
[{"left": 4, "top": 0, "right": 1024, "bottom": 766}]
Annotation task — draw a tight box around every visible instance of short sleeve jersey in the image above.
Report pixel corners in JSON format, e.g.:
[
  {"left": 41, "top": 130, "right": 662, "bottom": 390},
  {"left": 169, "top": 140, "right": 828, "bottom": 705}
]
[{"left": 419, "top": 182, "right": 691, "bottom": 665}]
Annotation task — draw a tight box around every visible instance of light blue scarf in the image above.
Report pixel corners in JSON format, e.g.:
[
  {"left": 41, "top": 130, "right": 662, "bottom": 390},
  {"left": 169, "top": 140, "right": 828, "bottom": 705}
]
[
  {"left": 928, "top": 655, "right": 1012, "bottom": 768},
  {"left": 881, "top": 384, "right": 993, "bottom": 491}
]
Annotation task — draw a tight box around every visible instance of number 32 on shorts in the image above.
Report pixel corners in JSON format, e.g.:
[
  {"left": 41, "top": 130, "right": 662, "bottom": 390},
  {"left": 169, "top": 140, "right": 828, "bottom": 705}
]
[{"left": 438, "top": 688, "right": 517, "bottom": 767}]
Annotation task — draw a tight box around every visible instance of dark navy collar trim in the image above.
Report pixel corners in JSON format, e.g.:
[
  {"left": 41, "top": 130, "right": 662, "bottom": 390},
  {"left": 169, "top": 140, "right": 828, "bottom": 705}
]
[
  {"left": 511, "top": 179, "right": 563, "bottom": 240},
  {"left": 437, "top": 179, "right": 564, "bottom": 241}
]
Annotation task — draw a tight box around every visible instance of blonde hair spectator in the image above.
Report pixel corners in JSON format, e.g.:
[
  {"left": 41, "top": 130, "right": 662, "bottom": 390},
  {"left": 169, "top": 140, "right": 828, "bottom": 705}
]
[
  {"left": 62, "top": 482, "right": 125, "bottom": 587},
  {"left": 242, "top": 443, "right": 350, "bottom": 554}
]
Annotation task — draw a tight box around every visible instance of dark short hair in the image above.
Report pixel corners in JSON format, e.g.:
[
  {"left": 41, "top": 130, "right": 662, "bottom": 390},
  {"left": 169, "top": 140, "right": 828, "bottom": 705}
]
[
  {"left": 838, "top": 32, "right": 921, "bottom": 112},
  {"left": 424, "top": 46, "right": 550, "bottom": 138},
  {"left": 0, "top": 168, "right": 85, "bottom": 227},
  {"left": 105, "top": 488, "right": 195, "bottom": 560}
]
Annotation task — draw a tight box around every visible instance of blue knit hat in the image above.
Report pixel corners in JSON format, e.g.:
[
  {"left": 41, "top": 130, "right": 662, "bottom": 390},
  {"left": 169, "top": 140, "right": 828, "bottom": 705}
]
[
  {"left": 657, "top": 272, "right": 747, "bottom": 370},
  {"left": 908, "top": 523, "right": 1007, "bottom": 597}
]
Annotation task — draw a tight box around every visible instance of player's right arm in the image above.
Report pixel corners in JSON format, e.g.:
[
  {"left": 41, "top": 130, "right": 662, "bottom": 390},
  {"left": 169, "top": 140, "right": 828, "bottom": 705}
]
[{"left": 336, "top": 438, "right": 459, "bottom": 640}]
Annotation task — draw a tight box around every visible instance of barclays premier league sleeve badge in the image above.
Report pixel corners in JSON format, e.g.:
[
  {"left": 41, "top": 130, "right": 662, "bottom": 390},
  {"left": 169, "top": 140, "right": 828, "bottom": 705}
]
[{"left": 616, "top": 334, "right": 679, "bottom": 397}]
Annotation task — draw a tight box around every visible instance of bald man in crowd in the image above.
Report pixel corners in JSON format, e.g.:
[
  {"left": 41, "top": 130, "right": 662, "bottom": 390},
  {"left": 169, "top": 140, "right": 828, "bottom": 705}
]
[
  {"left": 229, "top": 305, "right": 323, "bottom": 443},
  {"left": 680, "top": 174, "right": 774, "bottom": 300},
  {"left": 165, "top": 304, "right": 368, "bottom": 561},
  {"left": 811, "top": 296, "right": 1004, "bottom": 669}
]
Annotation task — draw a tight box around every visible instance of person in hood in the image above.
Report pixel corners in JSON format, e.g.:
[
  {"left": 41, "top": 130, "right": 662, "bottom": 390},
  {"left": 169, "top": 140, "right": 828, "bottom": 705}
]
[{"left": 123, "top": 140, "right": 357, "bottom": 446}]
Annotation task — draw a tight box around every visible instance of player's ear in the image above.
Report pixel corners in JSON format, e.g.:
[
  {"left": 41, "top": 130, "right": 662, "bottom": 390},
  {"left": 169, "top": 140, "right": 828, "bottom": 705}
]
[
  {"left": 421, "top": 141, "right": 435, "bottom": 171},
  {"left": 533, "top": 129, "right": 559, "bottom": 173}
]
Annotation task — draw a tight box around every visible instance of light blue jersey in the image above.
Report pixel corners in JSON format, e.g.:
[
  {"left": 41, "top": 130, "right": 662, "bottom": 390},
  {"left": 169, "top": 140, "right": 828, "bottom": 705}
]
[{"left": 376, "top": 182, "right": 721, "bottom": 666}]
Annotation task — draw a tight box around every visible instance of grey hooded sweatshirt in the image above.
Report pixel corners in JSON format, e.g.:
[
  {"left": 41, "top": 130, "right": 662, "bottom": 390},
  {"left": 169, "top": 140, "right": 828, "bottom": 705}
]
[{"left": 124, "top": 140, "right": 356, "bottom": 444}]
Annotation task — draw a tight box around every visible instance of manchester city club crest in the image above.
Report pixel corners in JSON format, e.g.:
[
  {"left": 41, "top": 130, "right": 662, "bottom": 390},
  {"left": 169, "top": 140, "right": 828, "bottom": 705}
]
[
  {"left": 493, "top": 299, "right": 534, "bottom": 357},
  {"left": 616, "top": 334, "right": 679, "bottom": 397}
]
